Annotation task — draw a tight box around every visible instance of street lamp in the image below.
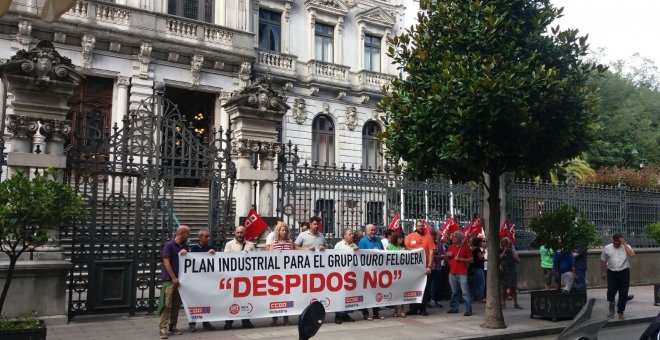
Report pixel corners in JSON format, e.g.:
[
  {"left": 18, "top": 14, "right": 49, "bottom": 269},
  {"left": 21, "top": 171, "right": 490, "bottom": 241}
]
[{"left": 632, "top": 148, "right": 646, "bottom": 169}]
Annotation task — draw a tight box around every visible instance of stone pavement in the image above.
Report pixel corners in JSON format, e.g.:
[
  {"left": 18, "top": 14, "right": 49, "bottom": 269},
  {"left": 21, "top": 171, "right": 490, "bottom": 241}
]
[{"left": 49, "top": 285, "right": 659, "bottom": 340}]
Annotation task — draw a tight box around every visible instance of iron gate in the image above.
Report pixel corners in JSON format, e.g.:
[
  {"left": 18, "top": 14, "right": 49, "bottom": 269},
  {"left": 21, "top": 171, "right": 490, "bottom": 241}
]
[
  {"left": 275, "top": 141, "right": 482, "bottom": 240},
  {"left": 64, "top": 90, "right": 235, "bottom": 318}
]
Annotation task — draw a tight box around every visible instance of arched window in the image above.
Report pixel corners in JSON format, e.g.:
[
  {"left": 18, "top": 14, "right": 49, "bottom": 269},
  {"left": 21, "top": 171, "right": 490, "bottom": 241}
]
[
  {"left": 362, "top": 121, "right": 382, "bottom": 170},
  {"left": 312, "top": 114, "right": 335, "bottom": 166}
]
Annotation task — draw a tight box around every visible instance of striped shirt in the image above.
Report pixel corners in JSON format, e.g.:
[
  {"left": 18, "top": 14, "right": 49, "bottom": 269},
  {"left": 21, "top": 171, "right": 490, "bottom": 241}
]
[{"left": 271, "top": 240, "right": 293, "bottom": 250}]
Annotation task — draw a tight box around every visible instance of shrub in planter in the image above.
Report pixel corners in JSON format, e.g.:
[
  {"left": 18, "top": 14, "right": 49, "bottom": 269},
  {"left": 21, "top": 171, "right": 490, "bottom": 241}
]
[
  {"left": 0, "top": 169, "right": 86, "bottom": 336},
  {"left": 645, "top": 222, "right": 660, "bottom": 306},
  {"left": 528, "top": 205, "right": 600, "bottom": 320},
  {"left": 0, "top": 314, "right": 46, "bottom": 340}
]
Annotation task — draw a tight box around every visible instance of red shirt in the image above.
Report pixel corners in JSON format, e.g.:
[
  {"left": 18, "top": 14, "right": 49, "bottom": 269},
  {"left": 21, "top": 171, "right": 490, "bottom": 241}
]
[{"left": 447, "top": 243, "right": 472, "bottom": 275}]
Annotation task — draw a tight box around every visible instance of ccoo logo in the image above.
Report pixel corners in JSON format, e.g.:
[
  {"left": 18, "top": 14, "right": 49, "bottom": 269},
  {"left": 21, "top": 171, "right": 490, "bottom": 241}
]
[
  {"left": 270, "top": 301, "right": 294, "bottom": 309},
  {"left": 189, "top": 306, "right": 211, "bottom": 314}
]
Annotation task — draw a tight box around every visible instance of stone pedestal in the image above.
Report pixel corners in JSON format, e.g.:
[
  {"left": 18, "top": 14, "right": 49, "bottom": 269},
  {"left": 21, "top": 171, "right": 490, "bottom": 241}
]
[
  {"left": 0, "top": 260, "right": 71, "bottom": 325},
  {"left": 0, "top": 40, "right": 82, "bottom": 176},
  {"left": 223, "top": 77, "right": 289, "bottom": 226}
]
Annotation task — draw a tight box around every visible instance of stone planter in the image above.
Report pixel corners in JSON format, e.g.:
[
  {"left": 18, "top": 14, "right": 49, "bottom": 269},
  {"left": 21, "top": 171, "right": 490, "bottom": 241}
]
[
  {"left": 655, "top": 283, "right": 660, "bottom": 306},
  {"left": 530, "top": 290, "right": 587, "bottom": 321},
  {"left": 0, "top": 319, "right": 47, "bottom": 340}
]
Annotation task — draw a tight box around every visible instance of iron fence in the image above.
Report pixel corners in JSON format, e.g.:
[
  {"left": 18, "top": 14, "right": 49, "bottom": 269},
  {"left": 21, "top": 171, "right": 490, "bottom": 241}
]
[
  {"left": 506, "top": 175, "right": 660, "bottom": 249},
  {"left": 275, "top": 141, "right": 483, "bottom": 238}
]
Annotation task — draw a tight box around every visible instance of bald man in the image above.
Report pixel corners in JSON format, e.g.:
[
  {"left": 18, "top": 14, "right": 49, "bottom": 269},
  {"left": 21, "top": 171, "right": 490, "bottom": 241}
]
[
  {"left": 223, "top": 226, "right": 255, "bottom": 329},
  {"left": 159, "top": 225, "right": 190, "bottom": 339}
]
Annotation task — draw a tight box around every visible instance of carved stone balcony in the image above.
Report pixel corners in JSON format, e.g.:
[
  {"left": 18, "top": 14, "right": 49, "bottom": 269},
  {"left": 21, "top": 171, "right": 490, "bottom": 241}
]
[
  {"left": 303, "top": 60, "right": 351, "bottom": 89},
  {"left": 56, "top": 1, "right": 254, "bottom": 62},
  {"left": 256, "top": 50, "right": 296, "bottom": 70},
  {"left": 356, "top": 70, "right": 395, "bottom": 93}
]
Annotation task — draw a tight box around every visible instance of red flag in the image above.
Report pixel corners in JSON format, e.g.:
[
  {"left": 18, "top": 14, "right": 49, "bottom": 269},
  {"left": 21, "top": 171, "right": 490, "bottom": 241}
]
[
  {"left": 316, "top": 211, "right": 324, "bottom": 233},
  {"left": 244, "top": 208, "right": 268, "bottom": 241},
  {"left": 440, "top": 215, "right": 460, "bottom": 239},
  {"left": 463, "top": 215, "right": 483, "bottom": 239},
  {"left": 499, "top": 218, "right": 516, "bottom": 245},
  {"left": 422, "top": 219, "right": 432, "bottom": 236},
  {"left": 388, "top": 213, "right": 401, "bottom": 232}
]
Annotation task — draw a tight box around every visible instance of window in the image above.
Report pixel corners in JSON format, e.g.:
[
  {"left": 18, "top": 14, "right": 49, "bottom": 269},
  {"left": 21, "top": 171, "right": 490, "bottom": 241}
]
[
  {"left": 315, "top": 23, "right": 334, "bottom": 62},
  {"left": 362, "top": 121, "right": 382, "bottom": 170},
  {"left": 168, "top": 0, "right": 214, "bottom": 23},
  {"left": 366, "top": 201, "right": 384, "bottom": 226},
  {"left": 364, "top": 35, "right": 381, "bottom": 72},
  {"left": 312, "top": 114, "right": 335, "bottom": 166},
  {"left": 259, "top": 9, "right": 281, "bottom": 51}
]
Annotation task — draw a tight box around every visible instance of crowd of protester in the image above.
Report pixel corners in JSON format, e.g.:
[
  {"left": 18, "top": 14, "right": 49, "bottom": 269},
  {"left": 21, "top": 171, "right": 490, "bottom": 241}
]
[{"left": 158, "top": 213, "right": 638, "bottom": 338}]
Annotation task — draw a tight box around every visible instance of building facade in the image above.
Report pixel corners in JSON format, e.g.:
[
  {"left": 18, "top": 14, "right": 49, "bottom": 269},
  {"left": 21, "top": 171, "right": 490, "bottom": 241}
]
[{"left": 0, "top": 0, "right": 420, "bottom": 230}]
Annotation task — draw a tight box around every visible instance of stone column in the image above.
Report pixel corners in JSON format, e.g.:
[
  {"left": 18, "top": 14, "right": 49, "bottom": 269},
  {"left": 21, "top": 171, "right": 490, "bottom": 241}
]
[
  {"left": 115, "top": 76, "right": 130, "bottom": 125},
  {"left": 258, "top": 142, "right": 282, "bottom": 216},
  {"left": 5, "top": 115, "right": 38, "bottom": 175},
  {"left": 231, "top": 139, "right": 258, "bottom": 221}
]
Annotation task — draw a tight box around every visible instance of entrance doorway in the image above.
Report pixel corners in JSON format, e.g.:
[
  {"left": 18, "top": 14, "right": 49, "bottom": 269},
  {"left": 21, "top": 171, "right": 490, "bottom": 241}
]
[{"left": 164, "top": 86, "right": 215, "bottom": 187}]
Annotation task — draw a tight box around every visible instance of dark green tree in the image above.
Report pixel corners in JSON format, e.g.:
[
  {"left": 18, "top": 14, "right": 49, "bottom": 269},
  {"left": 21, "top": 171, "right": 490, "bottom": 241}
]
[
  {"left": 586, "top": 56, "right": 660, "bottom": 168},
  {"left": 0, "top": 169, "right": 86, "bottom": 315},
  {"left": 378, "top": 0, "right": 602, "bottom": 328}
]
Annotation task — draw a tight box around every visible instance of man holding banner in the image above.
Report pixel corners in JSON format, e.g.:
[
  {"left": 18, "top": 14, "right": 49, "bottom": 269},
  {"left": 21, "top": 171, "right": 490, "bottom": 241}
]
[
  {"left": 223, "top": 226, "right": 255, "bottom": 330},
  {"left": 188, "top": 228, "right": 216, "bottom": 332},
  {"left": 158, "top": 225, "right": 190, "bottom": 339},
  {"left": 294, "top": 216, "right": 326, "bottom": 250},
  {"left": 334, "top": 228, "right": 358, "bottom": 324},
  {"left": 405, "top": 220, "right": 435, "bottom": 316},
  {"left": 358, "top": 224, "right": 385, "bottom": 321}
]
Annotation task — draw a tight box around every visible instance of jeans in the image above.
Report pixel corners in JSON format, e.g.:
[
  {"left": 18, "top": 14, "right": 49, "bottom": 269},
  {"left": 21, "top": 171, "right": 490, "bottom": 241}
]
[
  {"left": 606, "top": 268, "right": 630, "bottom": 313},
  {"left": 449, "top": 273, "right": 472, "bottom": 313},
  {"left": 575, "top": 268, "right": 587, "bottom": 292},
  {"left": 471, "top": 268, "right": 485, "bottom": 301}
]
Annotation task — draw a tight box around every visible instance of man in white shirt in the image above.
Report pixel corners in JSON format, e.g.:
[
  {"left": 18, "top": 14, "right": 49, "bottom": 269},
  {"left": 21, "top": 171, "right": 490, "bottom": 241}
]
[
  {"left": 600, "top": 233, "right": 635, "bottom": 320},
  {"left": 333, "top": 228, "right": 358, "bottom": 324},
  {"left": 223, "top": 226, "right": 255, "bottom": 329}
]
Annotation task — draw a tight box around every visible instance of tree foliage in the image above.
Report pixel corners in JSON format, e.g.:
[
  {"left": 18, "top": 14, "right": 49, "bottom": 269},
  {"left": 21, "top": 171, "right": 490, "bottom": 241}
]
[
  {"left": 0, "top": 169, "right": 86, "bottom": 315},
  {"left": 586, "top": 58, "right": 660, "bottom": 168},
  {"left": 377, "top": 0, "right": 602, "bottom": 328},
  {"left": 529, "top": 205, "right": 600, "bottom": 252},
  {"left": 378, "top": 0, "right": 602, "bottom": 181}
]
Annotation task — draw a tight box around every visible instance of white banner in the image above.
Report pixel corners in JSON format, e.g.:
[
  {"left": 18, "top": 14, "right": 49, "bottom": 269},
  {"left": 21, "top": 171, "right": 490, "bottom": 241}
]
[{"left": 178, "top": 249, "right": 426, "bottom": 322}]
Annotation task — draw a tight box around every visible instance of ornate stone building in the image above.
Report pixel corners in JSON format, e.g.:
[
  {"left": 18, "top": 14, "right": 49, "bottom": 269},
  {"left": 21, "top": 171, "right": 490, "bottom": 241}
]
[{"left": 1, "top": 0, "right": 417, "bottom": 223}]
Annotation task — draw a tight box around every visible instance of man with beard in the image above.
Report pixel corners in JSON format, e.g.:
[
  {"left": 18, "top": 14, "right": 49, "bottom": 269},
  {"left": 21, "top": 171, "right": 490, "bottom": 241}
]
[
  {"left": 405, "top": 220, "right": 435, "bottom": 316},
  {"left": 223, "top": 226, "right": 255, "bottom": 329},
  {"left": 601, "top": 233, "right": 635, "bottom": 320},
  {"left": 294, "top": 216, "right": 326, "bottom": 250},
  {"left": 158, "top": 225, "right": 190, "bottom": 339}
]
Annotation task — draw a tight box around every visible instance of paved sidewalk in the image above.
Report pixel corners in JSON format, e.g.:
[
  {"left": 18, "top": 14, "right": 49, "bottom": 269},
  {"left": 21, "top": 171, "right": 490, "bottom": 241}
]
[{"left": 50, "top": 285, "right": 659, "bottom": 340}]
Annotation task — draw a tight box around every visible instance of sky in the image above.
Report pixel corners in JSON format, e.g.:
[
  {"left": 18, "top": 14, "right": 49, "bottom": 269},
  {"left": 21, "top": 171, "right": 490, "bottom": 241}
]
[{"left": 550, "top": 0, "right": 660, "bottom": 66}]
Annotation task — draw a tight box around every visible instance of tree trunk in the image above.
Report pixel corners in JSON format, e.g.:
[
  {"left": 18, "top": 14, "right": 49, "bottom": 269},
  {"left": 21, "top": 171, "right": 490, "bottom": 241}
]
[
  {"left": 0, "top": 255, "right": 18, "bottom": 315},
  {"left": 482, "top": 171, "right": 506, "bottom": 328}
]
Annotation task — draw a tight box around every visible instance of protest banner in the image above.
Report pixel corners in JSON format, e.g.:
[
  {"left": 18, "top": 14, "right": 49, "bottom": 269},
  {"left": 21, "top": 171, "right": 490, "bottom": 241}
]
[{"left": 178, "top": 249, "right": 426, "bottom": 322}]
